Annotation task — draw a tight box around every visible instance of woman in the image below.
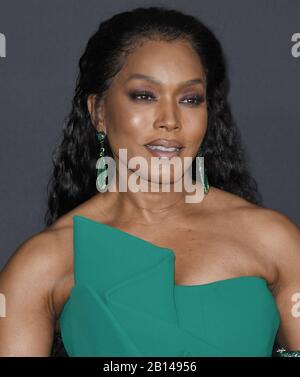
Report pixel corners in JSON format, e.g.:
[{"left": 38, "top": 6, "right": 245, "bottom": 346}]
[{"left": 0, "top": 6, "right": 299, "bottom": 357}]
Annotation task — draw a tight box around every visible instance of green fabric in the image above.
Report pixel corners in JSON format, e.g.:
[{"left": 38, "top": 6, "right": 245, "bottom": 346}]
[{"left": 59, "top": 215, "right": 280, "bottom": 357}]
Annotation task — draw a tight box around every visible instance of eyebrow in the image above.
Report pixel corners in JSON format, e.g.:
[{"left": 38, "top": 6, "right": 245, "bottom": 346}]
[{"left": 124, "top": 73, "right": 206, "bottom": 87}]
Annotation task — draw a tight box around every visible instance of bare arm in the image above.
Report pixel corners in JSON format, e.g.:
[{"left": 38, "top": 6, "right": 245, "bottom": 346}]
[
  {"left": 0, "top": 231, "right": 60, "bottom": 356},
  {"left": 265, "top": 212, "right": 300, "bottom": 351}
]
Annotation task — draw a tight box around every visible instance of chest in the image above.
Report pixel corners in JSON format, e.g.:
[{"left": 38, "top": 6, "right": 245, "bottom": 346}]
[
  {"left": 53, "top": 220, "right": 262, "bottom": 326},
  {"left": 57, "top": 217, "right": 280, "bottom": 357},
  {"left": 117, "top": 222, "right": 259, "bottom": 284}
]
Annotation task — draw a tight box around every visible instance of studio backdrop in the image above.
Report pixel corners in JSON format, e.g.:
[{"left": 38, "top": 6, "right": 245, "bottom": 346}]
[{"left": 0, "top": 0, "right": 299, "bottom": 269}]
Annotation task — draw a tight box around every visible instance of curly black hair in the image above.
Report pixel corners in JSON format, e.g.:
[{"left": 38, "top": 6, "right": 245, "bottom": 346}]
[{"left": 45, "top": 6, "right": 266, "bottom": 356}]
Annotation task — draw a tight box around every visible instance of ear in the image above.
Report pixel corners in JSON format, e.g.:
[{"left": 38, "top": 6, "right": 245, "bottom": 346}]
[{"left": 87, "top": 94, "right": 106, "bottom": 133}]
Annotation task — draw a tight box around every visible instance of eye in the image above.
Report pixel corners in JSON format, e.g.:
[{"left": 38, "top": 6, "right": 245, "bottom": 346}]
[
  {"left": 128, "top": 90, "right": 156, "bottom": 102},
  {"left": 128, "top": 91, "right": 205, "bottom": 106},
  {"left": 181, "top": 95, "right": 205, "bottom": 106}
]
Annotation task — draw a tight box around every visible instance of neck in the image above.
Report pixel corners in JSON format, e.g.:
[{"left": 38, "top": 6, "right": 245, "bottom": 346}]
[{"left": 99, "top": 168, "right": 206, "bottom": 225}]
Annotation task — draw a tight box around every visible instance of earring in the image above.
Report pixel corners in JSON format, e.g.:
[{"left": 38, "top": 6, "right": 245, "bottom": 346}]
[
  {"left": 96, "top": 130, "right": 108, "bottom": 192},
  {"left": 197, "top": 146, "right": 210, "bottom": 195}
]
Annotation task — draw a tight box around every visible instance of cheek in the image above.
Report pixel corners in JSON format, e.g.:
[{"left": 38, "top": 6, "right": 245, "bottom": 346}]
[
  {"left": 105, "top": 112, "right": 147, "bottom": 155},
  {"left": 197, "top": 111, "right": 208, "bottom": 138},
  {"left": 183, "top": 108, "right": 207, "bottom": 141},
  {"left": 106, "top": 100, "right": 152, "bottom": 138}
]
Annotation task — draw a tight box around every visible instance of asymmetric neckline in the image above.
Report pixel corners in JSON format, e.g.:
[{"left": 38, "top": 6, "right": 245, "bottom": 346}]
[
  {"left": 58, "top": 214, "right": 280, "bottom": 356},
  {"left": 73, "top": 214, "right": 267, "bottom": 289}
]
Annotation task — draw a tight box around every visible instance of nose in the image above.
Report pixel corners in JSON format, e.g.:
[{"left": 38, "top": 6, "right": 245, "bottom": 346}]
[{"left": 154, "top": 98, "right": 181, "bottom": 131}]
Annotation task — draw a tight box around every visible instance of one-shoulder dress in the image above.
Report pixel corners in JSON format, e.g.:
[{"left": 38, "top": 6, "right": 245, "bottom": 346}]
[{"left": 58, "top": 215, "right": 280, "bottom": 356}]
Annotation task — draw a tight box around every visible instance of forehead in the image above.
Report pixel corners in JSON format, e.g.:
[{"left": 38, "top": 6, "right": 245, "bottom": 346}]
[{"left": 114, "top": 39, "right": 206, "bottom": 86}]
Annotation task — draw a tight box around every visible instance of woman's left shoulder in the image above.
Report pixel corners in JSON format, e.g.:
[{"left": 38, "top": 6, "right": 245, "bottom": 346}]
[
  {"left": 208, "top": 188, "right": 299, "bottom": 253},
  {"left": 234, "top": 199, "right": 300, "bottom": 276},
  {"left": 243, "top": 206, "right": 300, "bottom": 351},
  {"left": 241, "top": 203, "right": 299, "bottom": 250},
  {"left": 214, "top": 188, "right": 300, "bottom": 260}
]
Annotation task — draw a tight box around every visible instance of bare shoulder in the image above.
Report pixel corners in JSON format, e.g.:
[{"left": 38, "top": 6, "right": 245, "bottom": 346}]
[
  {"left": 0, "top": 218, "right": 76, "bottom": 355},
  {"left": 209, "top": 186, "right": 299, "bottom": 235},
  {"left": 235, "top": 200, "right": 300, "bottom": 270},
  {"left": 230, "top": 199, "right": 300, "bottom": 350},
  {"left": 0, "top": 214, "right": 73, "bottom": 320},
  {"left": 218, "top": 188, "right": 299, "bottom": 273},
  {"left": 0, "top": 217, "right": 74, "bottom": 318},
  {"left": 208, "top": 187, "right": 300, "bottom": 284},
  {"left": 248, "top": 206, "right": 300, "bottom": 290}
]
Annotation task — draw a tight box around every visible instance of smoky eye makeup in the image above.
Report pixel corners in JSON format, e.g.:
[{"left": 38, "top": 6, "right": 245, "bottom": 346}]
[
  {"left": 127, "top": 89, "right": 155, "bottom": 101},
  {"left": 127, "top": 89, "right": 206, "bottom": 105}
]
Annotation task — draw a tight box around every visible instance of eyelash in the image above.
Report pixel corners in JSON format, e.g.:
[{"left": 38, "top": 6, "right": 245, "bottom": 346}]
[{"left": 128, "top": 91, "right": 205, "bottom": 106}]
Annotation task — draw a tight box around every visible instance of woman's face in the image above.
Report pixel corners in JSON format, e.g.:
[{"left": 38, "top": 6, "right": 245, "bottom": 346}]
[{"left": 89, "top": 39, "right": 208, "bottom": 187}]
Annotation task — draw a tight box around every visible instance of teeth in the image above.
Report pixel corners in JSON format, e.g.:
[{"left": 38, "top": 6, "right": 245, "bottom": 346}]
[{"left": 146, "top": 145, "right": 180, "bottom": 152}]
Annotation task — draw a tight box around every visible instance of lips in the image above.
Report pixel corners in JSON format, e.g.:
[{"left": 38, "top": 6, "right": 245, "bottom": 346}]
[
  {"left": 144, "top": 139, "right": 183, "bottom": 159},
  {"left": 145, "top": 144, "right": 182, "bottom": 158},
  {"left": 145, "top": 138, "right": 183, "bottom": 148}
]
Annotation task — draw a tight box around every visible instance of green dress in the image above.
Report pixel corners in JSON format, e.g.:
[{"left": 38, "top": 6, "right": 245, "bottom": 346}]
[{"left": 59, "top": 215, "right": 280, "bottom": 357}]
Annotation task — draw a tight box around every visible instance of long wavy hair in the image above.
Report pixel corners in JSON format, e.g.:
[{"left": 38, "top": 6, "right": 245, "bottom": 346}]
[{"left": 46, "top": 6, "right": 267, "bottom": 356}]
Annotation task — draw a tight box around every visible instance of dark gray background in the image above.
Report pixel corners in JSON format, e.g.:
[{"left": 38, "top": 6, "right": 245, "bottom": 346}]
[{"left": 0, "top": 0, "right": 299, "bottom": 270}]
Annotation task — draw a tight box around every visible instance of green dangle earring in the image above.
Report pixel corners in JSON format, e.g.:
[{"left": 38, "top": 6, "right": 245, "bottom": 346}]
[
  {"left": 96, "top": 130, "right": 108, "bottom": 192},
  {"left": 197, "top": 146, "right": 210, "bottom": 195}
]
